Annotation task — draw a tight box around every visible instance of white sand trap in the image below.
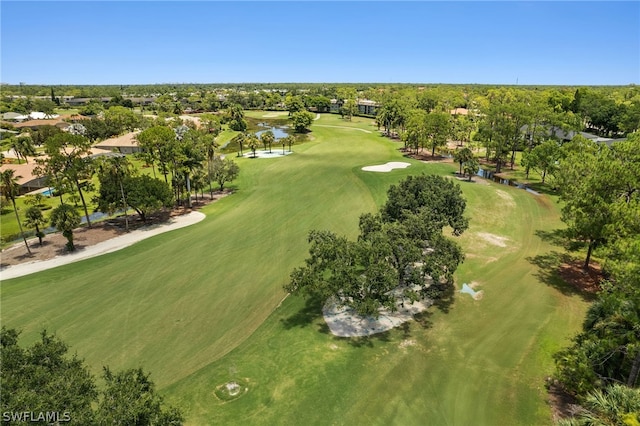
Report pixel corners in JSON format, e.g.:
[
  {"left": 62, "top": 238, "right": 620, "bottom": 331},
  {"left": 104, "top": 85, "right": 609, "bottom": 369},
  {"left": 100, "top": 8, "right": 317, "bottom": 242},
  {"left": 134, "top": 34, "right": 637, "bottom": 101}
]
[
  {"left": 477, "top": 232, "right": 509, "bottom": 247},
  {"left": 261, "top": 112, "right": 289, "bottom": 118},
  {"left": 243, "top": 150, "right": 292, "bottom": 159},
  {"left": 0, "top": 212, "right": 205, "bottom": 280},
  {"left": 362, "top": 162, "right": 411, "bottom": 173},
  {"left": 323, "top": 294, "right": 432, "bottom": 337}
]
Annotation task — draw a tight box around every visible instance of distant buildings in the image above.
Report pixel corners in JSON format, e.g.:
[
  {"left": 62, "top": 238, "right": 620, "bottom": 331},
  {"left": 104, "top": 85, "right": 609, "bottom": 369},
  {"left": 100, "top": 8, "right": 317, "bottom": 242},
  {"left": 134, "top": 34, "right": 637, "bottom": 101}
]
[
  {"left": 329, "top": 99, "right": 379, "bottom": 116},
  {"left": 2, "top": 111, "right": 60, "bottom": 121}
]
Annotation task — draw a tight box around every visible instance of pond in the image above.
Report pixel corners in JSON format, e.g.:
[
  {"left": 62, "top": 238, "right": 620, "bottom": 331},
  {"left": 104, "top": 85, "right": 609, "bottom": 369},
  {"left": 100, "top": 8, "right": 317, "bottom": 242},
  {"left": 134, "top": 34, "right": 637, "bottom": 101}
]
[
  {"left": 476, "top": 168, "right": 541, "bottom": 195},
  {"left": 255, "top": 122, "right": 289, "bottom": 140}
]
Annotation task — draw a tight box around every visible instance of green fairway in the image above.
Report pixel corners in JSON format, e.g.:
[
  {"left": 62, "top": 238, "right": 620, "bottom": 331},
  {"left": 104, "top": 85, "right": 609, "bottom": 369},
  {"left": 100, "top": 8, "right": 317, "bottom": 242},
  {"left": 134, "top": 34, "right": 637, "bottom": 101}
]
[
  {"left": 164, "top": 163, "right": 590, "bottom": 425},
  {"left": 1, "top": 113, "right": 589, "bottom": 424}
]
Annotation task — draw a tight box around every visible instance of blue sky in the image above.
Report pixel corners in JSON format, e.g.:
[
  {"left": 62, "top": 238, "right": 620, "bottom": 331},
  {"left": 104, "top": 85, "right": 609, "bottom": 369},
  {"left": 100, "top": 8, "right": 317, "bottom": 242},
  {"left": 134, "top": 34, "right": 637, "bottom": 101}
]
[{"left": 1, "top": 1, "right": 638, "bottom": 85}]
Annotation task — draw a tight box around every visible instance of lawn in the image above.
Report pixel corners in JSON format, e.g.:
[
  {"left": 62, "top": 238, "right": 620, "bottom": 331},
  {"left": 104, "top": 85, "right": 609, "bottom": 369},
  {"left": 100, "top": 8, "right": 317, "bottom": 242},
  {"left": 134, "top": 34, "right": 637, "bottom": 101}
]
[
  {"left": 0, "top": 113, "right": 589, "bottom": 424},
  {"left": 0, "top": 178, "right": 102, "bottom": 246}
]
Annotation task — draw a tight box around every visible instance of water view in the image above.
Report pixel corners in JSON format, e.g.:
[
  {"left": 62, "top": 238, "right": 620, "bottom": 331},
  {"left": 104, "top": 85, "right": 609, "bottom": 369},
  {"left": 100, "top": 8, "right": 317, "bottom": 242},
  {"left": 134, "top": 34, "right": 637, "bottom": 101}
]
[{"left": 255, "top": 122, "right": 289, "bottom": 139}]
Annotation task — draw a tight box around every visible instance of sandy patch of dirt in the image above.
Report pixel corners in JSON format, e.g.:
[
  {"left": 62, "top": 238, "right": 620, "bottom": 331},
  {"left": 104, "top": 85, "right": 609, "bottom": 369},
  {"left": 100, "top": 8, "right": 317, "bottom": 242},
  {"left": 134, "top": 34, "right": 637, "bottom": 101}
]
[
  {"left": 323, "top": 290, "right": 433, "bottom": 337},
  {"left": 494, "top": 189, "right": 516, "bottom": 208},
  {"left": 558, "top": 260, "right": 604, "bottom": 294},
  {"left": 409, "top": 152, "right": 453, "bottom": 163},
  {"left": 477, "top": 232, "right": 509, "bottom": 248},
  {"left": 547, "top": 380, "right": 582, "bottom": 423},
  {"left": 399, "top": 339, "right": 417, "bottom": 348}
]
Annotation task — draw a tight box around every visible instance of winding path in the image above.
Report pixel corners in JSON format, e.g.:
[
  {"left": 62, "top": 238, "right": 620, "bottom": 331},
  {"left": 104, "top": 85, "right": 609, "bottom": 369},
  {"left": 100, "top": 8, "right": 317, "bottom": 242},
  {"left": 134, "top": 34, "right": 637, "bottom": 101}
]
[{"left": 0, "top": 212, "right": 205, "bottom": 280}]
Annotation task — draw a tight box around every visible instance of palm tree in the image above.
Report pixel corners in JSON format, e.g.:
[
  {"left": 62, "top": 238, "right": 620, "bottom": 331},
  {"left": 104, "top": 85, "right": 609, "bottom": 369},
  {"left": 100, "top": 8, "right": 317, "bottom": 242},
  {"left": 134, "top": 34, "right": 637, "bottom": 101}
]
[
  {"left": 42, "top": 133, "right": 95, "bottom": 228},
  {"left": 10, "top": 135, "right": 35, "bottom": 164},
  {"left": 260, "top": 130, "right": 275, "bottom": 154},
  {"left": 98, "top": 156, "right": 133, "bottom": 232},
  {"left": 463, "top": 157, "right": 480, "bottom": 182},
  {"left": 232, "top": 132, "right": 246, "bottom": 157},
  {"left": 283, "top": 135, "right": 295, "bottom": 153},
  {"left": 0, "top": 169, "right": 32, "bottom": 254},
  {"left": 246, "top": 134, "right": 259, "bottom": 158},
  {"left": 190, "top": 169, "right": 207, "bottom": 201},
  {"left": 177, "top": 133, "right": 205, "bottom": 208},
  {"left": 559, "top": 384, "right": 640, "bottom": 426},
  {"left": 201, "top": 131, "right": 220, "bottom": 197},
  {"left": 24, "top": 206, "right": 47, "bottom": 245}
]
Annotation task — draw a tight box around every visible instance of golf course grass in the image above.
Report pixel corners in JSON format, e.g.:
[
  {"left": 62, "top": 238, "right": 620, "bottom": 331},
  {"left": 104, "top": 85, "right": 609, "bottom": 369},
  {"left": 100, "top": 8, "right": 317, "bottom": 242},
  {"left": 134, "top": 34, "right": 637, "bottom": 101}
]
[{"left": 0, "top": 113, "right": 589, "bottom": 424}]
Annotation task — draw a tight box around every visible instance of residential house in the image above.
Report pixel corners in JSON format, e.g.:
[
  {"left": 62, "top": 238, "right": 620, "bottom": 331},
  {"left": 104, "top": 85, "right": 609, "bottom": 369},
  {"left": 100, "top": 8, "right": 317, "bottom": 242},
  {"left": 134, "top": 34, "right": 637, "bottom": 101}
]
[
  {"left": 0, "top": 162, "right": 48, "bottom": 194},
  {"left": 93, "top": 131, "right": 140, "bottom": 154}
]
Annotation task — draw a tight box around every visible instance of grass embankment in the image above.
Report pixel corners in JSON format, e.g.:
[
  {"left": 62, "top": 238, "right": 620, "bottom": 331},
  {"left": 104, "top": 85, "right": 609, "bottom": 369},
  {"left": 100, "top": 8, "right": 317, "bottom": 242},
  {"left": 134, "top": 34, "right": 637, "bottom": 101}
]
[{"left": 1, "top": 113, "right": 589, "bottom": 424}]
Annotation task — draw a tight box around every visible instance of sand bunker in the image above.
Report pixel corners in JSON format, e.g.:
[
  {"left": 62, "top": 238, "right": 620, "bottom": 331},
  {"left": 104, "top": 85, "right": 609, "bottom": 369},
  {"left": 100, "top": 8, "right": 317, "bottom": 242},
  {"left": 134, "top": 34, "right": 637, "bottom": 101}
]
[
  {"left": 323, "top": 293, "right": 432, "bottom": 337},
  {"left": 362, "top": 162, "right": 411, "bottom": 173},
  {"left": 261, "top": 112, "right": 289, "bottom": 118}
]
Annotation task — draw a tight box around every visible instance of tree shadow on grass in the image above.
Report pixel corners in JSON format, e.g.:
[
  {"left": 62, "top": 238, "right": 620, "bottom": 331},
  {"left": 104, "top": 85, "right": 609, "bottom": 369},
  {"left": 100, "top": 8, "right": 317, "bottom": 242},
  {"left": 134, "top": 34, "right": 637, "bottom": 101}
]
[
  {"left": 412, "top": 310, "right": 434, "bottom": 330},
  {"left": 280, "top": 295, "right": 326, "bottom": 331},
  {"left": 527, "top": 251, "right": 597, "bottom": 302},
  {"left": 535, "top": 229, "right": 569, "bottom": 248},
  {"left": 341, "top": 328, "right": 393, "bottom": 349},
  {"left": 432, "top": 284, "right": 455, "bottom": 314},
  {"left": 535, "top": 229, "right": 586, "bottom": 252}
]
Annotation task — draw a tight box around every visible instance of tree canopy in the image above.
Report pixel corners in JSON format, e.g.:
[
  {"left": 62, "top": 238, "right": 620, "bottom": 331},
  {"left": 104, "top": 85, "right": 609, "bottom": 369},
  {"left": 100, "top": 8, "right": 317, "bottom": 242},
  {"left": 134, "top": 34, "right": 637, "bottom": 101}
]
[
  {"left": 285, "top": 174, "right": 467, "bottom": 317},
  {"left": 556, "top": 136, "right": 640, "bottom": 269},
  {"left": 290, "top": 110, "right": 315, "bottom": 133},
  {"left": 1, "top": 328, "right": 183, "bottom": 425},
  {"left": 553, "top": 136, "right": 640, "bottom": 423},
  {"left": 210, "top": 157, "right": 240, "bottom": 191}
]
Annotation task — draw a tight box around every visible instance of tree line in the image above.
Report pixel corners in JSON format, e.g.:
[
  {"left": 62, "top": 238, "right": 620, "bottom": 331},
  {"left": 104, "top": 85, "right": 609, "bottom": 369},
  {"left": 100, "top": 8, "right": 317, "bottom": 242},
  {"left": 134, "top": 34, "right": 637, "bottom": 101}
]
[
  {"left": 550, "top": 134, "right": 640, "bottom": 424},
  {"left": 376, "top": 86, "right": 639, "bottom": 171}
]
